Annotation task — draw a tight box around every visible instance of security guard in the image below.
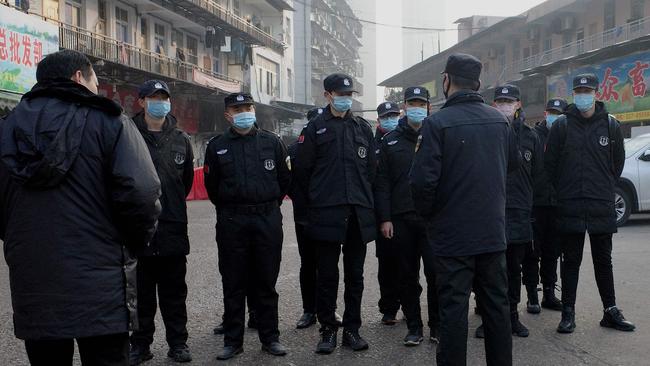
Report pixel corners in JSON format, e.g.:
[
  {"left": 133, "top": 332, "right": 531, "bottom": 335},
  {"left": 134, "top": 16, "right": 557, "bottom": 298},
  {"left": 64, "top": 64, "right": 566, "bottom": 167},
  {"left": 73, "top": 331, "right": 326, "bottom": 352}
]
[
  {"left": 374, "top": 100, "right": 402, "bottom": 325},
  {"left": 204, "top": 92, "right": 291, "bottom": 360},
  {"left": 476, "top": 85, "right": 543, "bottom": 338},
  {"left": 375, "top": 86, "right": 439, "bottom": 346},
  {"left": 531, "top": 98, "right": 568, "bottom": 312},
  {"left": 410, "top": 54, "right": 519, "bottom": 366},
  {"left": 545, "top": 74, "right": 635, "bottom": 334},
  {"left": 129, "top": 80, "right": 194, "bottom": 365},
  {"left": 294, "top": 73, "right": 376, "bottom": 354}
]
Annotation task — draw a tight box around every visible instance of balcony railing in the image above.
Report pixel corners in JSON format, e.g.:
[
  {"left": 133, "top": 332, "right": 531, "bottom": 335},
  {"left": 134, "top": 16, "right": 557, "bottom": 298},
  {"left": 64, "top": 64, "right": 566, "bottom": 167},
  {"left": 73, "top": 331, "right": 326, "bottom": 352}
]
[
  {"left": 482, "top": 15, "right": 650, "bottom": 87},
  {"left": 53, "top": 20, "right": 241, "bottom": 91}
]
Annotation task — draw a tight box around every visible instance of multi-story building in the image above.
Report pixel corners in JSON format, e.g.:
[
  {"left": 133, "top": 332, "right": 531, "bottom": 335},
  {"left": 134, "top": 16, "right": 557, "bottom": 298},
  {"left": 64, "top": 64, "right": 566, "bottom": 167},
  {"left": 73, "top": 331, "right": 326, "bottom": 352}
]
[
  {"left": 380, "top": 0, "right": 650, "bottom": 136},
  {"left": 0, "top": 0, "right": 301, "bottom": 162}
]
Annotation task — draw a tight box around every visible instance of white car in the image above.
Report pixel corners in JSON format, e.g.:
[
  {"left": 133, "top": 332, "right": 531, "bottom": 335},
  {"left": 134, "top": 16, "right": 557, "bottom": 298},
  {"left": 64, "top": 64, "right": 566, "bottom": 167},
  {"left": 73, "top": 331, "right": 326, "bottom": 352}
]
[{"left": 617, "top": 133, "right": 650, "bottom": 226}]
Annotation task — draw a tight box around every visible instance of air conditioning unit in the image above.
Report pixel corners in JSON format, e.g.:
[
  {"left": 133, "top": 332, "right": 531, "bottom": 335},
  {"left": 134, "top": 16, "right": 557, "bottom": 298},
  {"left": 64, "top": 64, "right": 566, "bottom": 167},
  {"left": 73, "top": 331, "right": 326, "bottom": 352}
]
[
  {"left": 528, "top": 27, "right": 540, "bottom": 40},
  {"left": 561, "top": 16, "right": 576, "bottom": 31}
]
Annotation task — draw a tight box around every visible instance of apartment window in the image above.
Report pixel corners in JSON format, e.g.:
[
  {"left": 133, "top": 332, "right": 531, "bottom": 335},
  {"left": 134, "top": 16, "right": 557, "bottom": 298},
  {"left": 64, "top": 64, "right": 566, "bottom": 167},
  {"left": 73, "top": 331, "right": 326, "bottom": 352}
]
[
  {"left": 96, "top": 0, "right": 106, "bottom": 34},
  {"left": 631, "top": 0, "right": 645, "bottom": 21},
  {"left": 543, "top": 38, "right": 552, "bottom": 52},
  {"left": 115, "top": 7, "right": 129, "bottom": 43},
  {"left": 604, "top": 0, "right": 616, "bottom": 30},
  {"left": 172, "top": 30, "right": 184, "bottom": 48},
  {"left": 154, "top": 23, "right": 166, "bottom": 54},
  {"left": 187, "top": 35, "right": 198, "bottom": 65},
  {"left": 256, "top": 55, "right": 278, "bottom": 96},
  {"left": 233, "top": 0, "right": 240, "bottom": 16},
  {"left": 65, "top": 0, "right": 82, "bottom": 27},
  {"left": 285, "top": 17, "right": 292, "bottom": 45},
  {"left": 287, "top": 68, "right": 293, "bottom": 97},
  {"left": 140, "top": 19, "right": 149, "bottom": 49},
  {"left": 562, "top": 32, "right": 573, "bottom": 46}
]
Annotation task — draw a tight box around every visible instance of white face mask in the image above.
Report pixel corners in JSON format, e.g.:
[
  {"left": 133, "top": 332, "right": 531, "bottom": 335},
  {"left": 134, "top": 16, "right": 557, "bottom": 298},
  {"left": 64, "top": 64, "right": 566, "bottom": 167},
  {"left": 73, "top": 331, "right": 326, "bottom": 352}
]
[{"left": 495, "top": 103, "right": 517, "bottom": 119}]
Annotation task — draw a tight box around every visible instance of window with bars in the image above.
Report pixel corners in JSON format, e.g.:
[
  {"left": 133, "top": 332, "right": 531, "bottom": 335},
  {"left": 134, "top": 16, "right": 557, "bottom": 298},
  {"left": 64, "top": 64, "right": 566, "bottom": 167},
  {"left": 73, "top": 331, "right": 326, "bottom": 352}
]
[
  {"left": 115, "top": 7, "right": 129, "bottom": 43},
  {"left": 187, "top": 35, "right": 198, "bottom": 65}
]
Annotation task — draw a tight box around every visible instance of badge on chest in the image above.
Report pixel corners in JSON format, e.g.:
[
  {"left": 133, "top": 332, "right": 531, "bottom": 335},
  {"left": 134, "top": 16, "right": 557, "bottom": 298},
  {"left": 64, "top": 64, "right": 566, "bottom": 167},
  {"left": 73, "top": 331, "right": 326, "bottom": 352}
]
[{"left": 264, "top": 159, "right": 276, "bottom": 170}]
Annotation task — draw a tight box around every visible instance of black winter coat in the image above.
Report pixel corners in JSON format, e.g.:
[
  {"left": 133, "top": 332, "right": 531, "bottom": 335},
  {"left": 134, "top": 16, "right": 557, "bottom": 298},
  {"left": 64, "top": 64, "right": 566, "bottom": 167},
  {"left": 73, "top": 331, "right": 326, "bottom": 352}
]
[
  {"left": 410, "top": 90, "right": 520, "bottom": 257},
  {"left": 533, "top": 121, "right": 556, "bottom": 207},
  {"left": 133, "top": 112, "right": 194, "bottom": 256},
  {"left": 545, "top": 102, "right": 625, "bottom": 234},
  {"left": 0, "top": 80, "right": 161, "bottom": 340}
]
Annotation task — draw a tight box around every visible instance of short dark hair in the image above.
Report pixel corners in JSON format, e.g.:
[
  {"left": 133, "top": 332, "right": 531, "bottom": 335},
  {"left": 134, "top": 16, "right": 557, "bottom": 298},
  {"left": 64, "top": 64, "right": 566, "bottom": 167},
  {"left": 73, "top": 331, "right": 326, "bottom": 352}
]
[
  {"left": 36, "top": 50, "right": 93, "bottom": 83},
  {"left": 449, "top": 74, "right": 480, "bottom": 91}
]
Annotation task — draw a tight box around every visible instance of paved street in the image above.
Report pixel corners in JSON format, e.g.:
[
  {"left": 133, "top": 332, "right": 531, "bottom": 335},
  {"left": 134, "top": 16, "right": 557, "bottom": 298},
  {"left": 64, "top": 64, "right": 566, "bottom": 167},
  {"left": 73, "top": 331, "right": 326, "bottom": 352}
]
[{"left": 2, "top": 201, "right": 649, "bottom": 365}]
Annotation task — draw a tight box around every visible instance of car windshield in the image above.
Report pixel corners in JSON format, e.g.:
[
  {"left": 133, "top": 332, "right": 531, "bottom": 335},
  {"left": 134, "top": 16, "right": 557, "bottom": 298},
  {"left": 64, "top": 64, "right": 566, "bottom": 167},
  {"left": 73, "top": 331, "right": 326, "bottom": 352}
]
[{"left": 625, "top": 134, "right": 650, "bottom": 159}]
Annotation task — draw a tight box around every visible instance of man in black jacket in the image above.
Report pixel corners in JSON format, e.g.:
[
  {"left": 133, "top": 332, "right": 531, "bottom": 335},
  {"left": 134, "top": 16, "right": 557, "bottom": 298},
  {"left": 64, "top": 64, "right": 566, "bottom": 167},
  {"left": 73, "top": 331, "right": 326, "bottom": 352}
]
[
  {"left": 204, "top": 92, "right": 291, "bottom": 360},
  {"left": 294, "top": 73, "right": 376, "bottom": 354},
  {"left": 375, "top": 87, "right": 439, "bottom": 346},
  {"left": 410, "top": 54, "right": 519, "bottom": 366},
  {"left": 129, "top": 80, "right": 194, "bottom": 365},
  {"left": 545, "top": 73, "right": 635, "bottom": 334},
  {"left": 0, "top": 50, "right": 161, "bottom": 366},
  {"left": 531, "top": 98, "right": 567, "bottom": 312}
]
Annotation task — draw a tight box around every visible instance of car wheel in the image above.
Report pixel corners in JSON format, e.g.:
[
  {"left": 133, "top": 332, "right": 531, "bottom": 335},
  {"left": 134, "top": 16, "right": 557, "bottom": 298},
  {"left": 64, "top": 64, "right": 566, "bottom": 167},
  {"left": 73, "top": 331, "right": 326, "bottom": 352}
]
[{"left": 615, "top": 187, "right": 632, "bottom": 226}]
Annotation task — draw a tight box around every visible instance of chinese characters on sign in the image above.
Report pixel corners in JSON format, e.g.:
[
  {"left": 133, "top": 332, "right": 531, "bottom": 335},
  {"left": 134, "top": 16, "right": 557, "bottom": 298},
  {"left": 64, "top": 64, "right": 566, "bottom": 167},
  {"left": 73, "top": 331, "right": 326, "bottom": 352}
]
[{"left": 0, "top": 28, "right": 44, "bottom": 67}]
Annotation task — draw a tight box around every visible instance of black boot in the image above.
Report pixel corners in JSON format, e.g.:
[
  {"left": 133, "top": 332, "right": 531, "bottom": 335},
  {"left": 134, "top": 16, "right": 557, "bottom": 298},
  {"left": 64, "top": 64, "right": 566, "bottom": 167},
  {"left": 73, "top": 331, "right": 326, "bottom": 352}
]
[
  {"left": 129, "top": 344, "right": 153, "bottom": 366},
  {"left": 296, "top": 312, "right": 317, "bottom": 329},
  {"left": 600, "top": 306, "right": 635, "bottom": 332},
  {"left": 316, "top": 327, "right": 338, "bottom": 354},
  {"left": 541, "top": 286, "right": 563, "bottom": 311},
  {"left": 342, "top": 329, "right": 369, "bottom": 351},
  {"left": 557, "top": 305, "right": 576, "bottom": 334},
  {"left": 526, "top": 285, "right": 541, "bottom": 314},
  {"left": 403, "top": 327, "right": 424, "bottom": 347},
  {"left": 510, "top": 310, "right": 529, "bottom": 337}
]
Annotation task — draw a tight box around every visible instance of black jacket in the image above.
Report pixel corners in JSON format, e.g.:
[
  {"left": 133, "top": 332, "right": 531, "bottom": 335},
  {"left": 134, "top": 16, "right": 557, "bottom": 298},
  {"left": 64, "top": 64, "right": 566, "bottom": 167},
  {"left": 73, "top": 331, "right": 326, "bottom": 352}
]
[
  {"left": 533, "top": 121, "right": 556, "bottom": 207},
  {"left": 545, "top": 102, "right": 625, "bottom": 234},
  {"left": 375, "top": 122, "right": 420, "bottom": 222},
  {"left": 294, "top": 106, "right": 377, "bottom": 243},
  {"left": 287, "top": 140, "right": 308, "bottom": 225},
  {"left": 506, "top": 114, "right": 543, "bottom": 244},
  {"left": 410, "top": 90, "right": 520, "bottom": 257},
  {"left": 0, "top": 80, "right": 161, "bottom": 340},
  {"left": 204, "top": 126, "right": 290, "bottom": 207},
  {"left": 133, "top": 112, "right": 194, "bottom": 256}
]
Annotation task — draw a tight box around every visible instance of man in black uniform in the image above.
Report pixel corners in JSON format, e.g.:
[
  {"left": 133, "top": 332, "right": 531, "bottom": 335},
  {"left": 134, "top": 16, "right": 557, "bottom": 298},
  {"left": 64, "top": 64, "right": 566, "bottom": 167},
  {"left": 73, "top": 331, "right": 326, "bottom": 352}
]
[
  {"left": 545, "top": 74, "right": 635, "bottom": 334},
  {"left": 374, "top": 100, "right": 402, "bottom": 325},
  {"left": 130, "top": 80, "right": 194, "bottom": 365},
  {"left": 375, "top": 86, "right": 439, "bottom": 346},
  {"left": 531, "top": 98, "right": 567, "bottom": 312},
  {"left": 410, "top": 54, "right": 519, "bottom": 366},
  {"left": 204, "top": 92, "right": 291, "bottom": 360},
  {"left": 476, "top": 85, "right": 543, "bottom": 339},
  {"left": 294, "top": 73, "right": 376, "bottom": 354}
]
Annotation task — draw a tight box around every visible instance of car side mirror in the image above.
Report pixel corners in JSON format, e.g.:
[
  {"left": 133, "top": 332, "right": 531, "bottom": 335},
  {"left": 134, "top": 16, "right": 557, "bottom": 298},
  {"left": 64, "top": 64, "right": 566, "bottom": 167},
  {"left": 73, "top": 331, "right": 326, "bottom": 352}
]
[{"left": 641, "top": 150, "right": 650, "bottom": 161}]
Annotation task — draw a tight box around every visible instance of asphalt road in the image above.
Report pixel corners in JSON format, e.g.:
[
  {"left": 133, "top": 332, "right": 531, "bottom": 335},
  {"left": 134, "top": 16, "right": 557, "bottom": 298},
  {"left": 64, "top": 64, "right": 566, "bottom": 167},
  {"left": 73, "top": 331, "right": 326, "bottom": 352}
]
[{"left": 1, "top": 201, "right": 649, "bottom": 365}]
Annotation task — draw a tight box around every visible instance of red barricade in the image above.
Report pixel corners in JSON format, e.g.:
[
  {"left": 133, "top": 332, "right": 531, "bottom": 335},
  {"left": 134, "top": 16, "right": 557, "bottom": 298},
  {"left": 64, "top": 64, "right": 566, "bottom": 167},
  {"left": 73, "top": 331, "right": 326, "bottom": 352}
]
[{"left": 187, "top": 167, "right": 209, "bottom": 201}]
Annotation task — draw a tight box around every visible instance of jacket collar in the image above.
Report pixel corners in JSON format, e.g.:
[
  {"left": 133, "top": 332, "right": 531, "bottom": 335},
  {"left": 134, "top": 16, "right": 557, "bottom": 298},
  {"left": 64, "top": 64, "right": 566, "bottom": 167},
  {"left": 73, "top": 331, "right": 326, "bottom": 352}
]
[
  {"left": 441, "top": 90, "right": 485, "bottom": 109},
  {"left": 23, "top": 79, "right": 122, "bottom": 116}
]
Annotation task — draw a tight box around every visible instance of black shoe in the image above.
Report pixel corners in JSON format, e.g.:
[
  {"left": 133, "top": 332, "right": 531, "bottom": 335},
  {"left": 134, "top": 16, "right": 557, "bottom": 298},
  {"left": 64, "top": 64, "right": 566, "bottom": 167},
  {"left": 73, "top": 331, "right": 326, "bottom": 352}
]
[
  {"left": 316, "top": 327, "right": 338, "bottom": 354},
  {"left": 526, "top": 285, "right": 541, "bottom": 314},
  {"left": 216, "top": 345, "right": 243, "bottom": 361},
  {"left": 129, "top": 344, "right": 153, "bottom": 366},
  {"left": 262, "top": 341, "right": 287, "bottom": 356},
  {"left": 403, "top": 328, "right": 424, "bottom": 347},
  {"left": 342, "top": 329, "right": 369, "bottom": 351},
  {"left": 381, "top": 313, "right": 398, "bottom": 325},
  {"left": 557, "top": 306, "right": 576, "bottom": 334},
  {"left": 475, "top": 324, "right": 484, "bottom": 339},
  {"left": 213, "top": 322, "right": 225, "bottom": 335},
  {"left": 248, "top": 311, "right": 258, "bottom": 329},
  {"left": 429, "top": 325, "right": 440, "bottom": 344},
  {"left": 335, "top": 312, "right": 343, "bottom": 326},
  {"left": 600, "top": 307, "right": 636, "bottom": 332},
  {"left": 511, "top": 311, "right": 529, "bottom": 337},
  {"left": 541, "top": 287, "right": 563, "bottom": 311},
  {"left": 296, "top": 312, "right": 317, "bottom": 329},
  {"left": 167, "top": 345, "right": 192, "bottom": 363}
]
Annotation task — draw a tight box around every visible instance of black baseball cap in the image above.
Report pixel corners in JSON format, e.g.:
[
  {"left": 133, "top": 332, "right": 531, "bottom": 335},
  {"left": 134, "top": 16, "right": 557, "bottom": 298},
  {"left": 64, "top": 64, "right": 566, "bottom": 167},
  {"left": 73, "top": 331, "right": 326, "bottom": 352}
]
[
  {"left": 307, "top": 107, "right": 325, "bottom": 120},
  {"left": 224, "top": 92, "right": 254, "bottom": 108},
  {"left": 377, "top": 101, "right": 400, "bottom": 117},
  {"left": 573, "top": 73, "right": 599, "bottom": 91},
  {"left": 441, "top": 53, "right": 482, "bottom": 82},
  {"left": 324, "top": 73, "right": 356, "bottom": 93},
  {"left": 404, "top": 86, "right": 430, "bottom": 102},
  {"left": 138, "top": 80, "right": 171, "bottom": 98},
  {"left": 546, "top": 98, "right": 568, "bottom": 113},
  {"left": 494, "top": 84, "right": 521, "bottom": 101}
]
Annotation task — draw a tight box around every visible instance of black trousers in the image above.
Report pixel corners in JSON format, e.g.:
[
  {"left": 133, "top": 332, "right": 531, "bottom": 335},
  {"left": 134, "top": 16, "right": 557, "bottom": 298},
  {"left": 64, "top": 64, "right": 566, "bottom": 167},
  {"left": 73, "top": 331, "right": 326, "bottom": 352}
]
[
  {"left": 25, "top": 333, "right": 129, "bottom": 366},
  {"left": 296, "top": 223, "right": 318, "bottom": 313},
  {"left": 216, "top": 207, "right": 283, "bottom": 347},
  {"left": 506, "top": 244, "right": 528, "bottom": 309},
  {"left": 533, "top": 207, "right": 561, "bottom": 287},
  {"left": 522, "top": 242, "right": 540, "bottom": 288},
  {"left": 316, "top": 212, "right": 367, "bottom": 331},
  {"left": 131, "top": 256, "right": 188, "bottom": 348},
  {"left": 435, "top": 252, "right": 512, "bottom": 366},
  {"left": 560, "top": 232, "right": 616, "bottom": 309},
  {"left": 393, "top": 218, "right": 438, "bottom": 330},
  {"left": 376, "top": 234, "right": 401, "bottom": 316}
]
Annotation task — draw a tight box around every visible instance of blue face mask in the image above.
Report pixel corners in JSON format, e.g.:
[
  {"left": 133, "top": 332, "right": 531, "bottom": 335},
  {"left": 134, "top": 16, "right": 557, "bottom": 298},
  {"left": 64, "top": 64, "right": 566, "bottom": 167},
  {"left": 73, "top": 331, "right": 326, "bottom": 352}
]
[
  {"left": 546, "top": 114, "right": 559, "bottom": 126},
  {"left": 574, "top": 93, "right": 595, "bottom": 112},
  {"left": 332, "top": 96, "right": 353, "bottom": 112},
  {"left": 232, "top": 111, "right": 256, "bottom": 130},
  {"left": 380, "top": 116, "right": 399, "bottom": 132},
  {"left": 146, "top": 100, "right": 171, "bottom": 119},
  {"left": 406, "top": 107, "right": 427, "bottom": 124}
]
